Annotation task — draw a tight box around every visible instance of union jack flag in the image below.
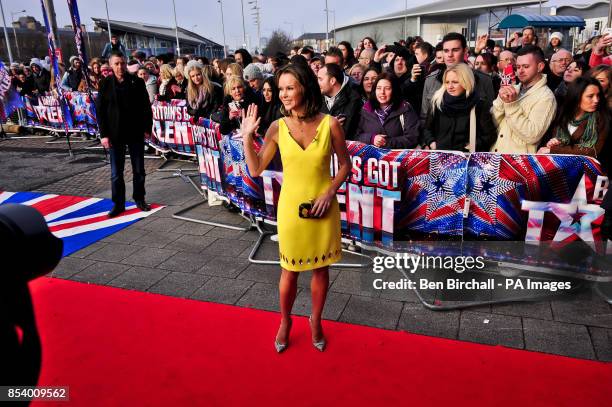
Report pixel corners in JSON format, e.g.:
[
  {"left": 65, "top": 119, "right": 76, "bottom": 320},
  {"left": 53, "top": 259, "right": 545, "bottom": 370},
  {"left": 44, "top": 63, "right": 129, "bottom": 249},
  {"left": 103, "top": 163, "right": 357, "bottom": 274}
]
[{"left": 0, "top": 191, "right": 163, "bottom": 257}]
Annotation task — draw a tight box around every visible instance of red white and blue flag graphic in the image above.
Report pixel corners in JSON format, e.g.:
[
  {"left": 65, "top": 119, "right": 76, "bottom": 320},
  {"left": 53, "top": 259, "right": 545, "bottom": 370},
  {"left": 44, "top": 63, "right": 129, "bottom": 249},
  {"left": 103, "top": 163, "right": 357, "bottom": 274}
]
[{"left": 0, "top": 191, "right": 163, "bottom": 257}]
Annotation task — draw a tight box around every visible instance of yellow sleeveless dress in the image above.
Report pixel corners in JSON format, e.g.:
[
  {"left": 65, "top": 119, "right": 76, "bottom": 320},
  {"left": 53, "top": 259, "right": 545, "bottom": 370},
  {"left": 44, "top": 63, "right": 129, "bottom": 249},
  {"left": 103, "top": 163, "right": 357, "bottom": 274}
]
[{"left": 277, "top": 114, "right": 342, "bottom": 272}]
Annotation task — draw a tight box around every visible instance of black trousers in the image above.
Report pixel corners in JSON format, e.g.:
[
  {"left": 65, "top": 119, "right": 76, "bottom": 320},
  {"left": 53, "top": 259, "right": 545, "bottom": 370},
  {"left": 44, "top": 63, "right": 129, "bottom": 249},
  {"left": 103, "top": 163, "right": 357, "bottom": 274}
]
[{"left": 109, "top": 141, "right": 145, "bottom": 207}]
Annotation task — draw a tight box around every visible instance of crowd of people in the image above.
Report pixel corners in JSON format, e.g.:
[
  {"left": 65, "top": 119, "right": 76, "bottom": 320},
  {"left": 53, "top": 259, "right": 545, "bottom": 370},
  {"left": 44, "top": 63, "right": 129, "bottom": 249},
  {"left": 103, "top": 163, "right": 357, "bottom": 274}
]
[{"left": 6, "top": 28, "right": 612, "bottom": 170}]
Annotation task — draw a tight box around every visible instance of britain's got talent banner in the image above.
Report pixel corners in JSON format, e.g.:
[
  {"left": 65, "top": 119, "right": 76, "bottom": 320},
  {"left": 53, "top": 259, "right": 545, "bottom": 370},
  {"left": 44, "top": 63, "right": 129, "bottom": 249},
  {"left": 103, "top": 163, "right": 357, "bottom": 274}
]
[
  {"left": 152, "top": 112, "right": 608, "bottom": 251},
  {"left": 22, "top": 92, "right": 97, "bottom": 133}
]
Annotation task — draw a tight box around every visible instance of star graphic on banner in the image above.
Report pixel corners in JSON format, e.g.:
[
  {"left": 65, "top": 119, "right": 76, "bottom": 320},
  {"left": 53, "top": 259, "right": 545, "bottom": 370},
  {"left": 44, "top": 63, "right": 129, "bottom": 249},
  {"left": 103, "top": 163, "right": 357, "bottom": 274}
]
[
  {"left": 549, "top": 174, "right": 605, "bottom": 242},
  {"left": 468, "top": 155, "right": 518, "bottom": 222},
  {"left": 412, "top": 155, "right": 465, "bottom": 219}
]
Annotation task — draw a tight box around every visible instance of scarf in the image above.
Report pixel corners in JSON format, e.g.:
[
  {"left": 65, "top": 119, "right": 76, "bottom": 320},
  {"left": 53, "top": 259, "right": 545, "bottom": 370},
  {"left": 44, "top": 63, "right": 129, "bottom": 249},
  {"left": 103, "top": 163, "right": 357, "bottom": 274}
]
[
  {"left": 555, "top": 112, "right": 599, "bottom": 148},
  {"left": 440, "top": 90, "right": 478, "bottom": 117},
  {"left": 374, "top": 104, "right": 393, "bottom": 126},
  {"left": 189, "top": 87, "right": 208, "bottom": 110}
]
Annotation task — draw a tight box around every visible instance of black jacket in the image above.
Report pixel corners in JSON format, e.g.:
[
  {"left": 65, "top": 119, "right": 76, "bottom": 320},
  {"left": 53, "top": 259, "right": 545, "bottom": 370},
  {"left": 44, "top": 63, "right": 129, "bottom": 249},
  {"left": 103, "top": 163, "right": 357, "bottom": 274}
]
[
  {"left": 320, "top": 76, "right": 363, "bottom": 140},
  {"left": 96, "top": 75, "right": 152, "bottom": 145},
  {"left": 186, "top": 83, "right": 223, "bottom": 122},
  {"left": 422, "top": 98, "right": 497, "bottom": 152},
  {"left": 219, "top": 87, "right": 262, "bottom": 134},
  {"left": 32, "top": 69, "right": 51, "bottom": 94}
]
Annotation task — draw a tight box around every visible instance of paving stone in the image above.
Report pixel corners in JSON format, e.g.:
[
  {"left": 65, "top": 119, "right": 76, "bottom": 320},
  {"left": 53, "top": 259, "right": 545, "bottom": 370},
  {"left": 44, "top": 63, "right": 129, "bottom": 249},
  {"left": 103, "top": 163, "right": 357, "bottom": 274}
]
[
  {"left": 491, "top": 300, "right": 553, "bottom": 320},
  {"left": 523, "top": 318, "right": 595, "bottom": 360},
  {"left": 51, "top": 257, "right": 96, "bottom": 279},
  {"left": 237, "top": 264, "right": 281, "bottom": 284},
  {"left": 200, "top": 238, "right": 253, "bottom": 258},
  {"left": 458, "top": 311, "right": 524, "bottom": 349},
  {"left": 398, "top": 303, "right": 460, "bottom": 339},
  {"left": 378, "top": 268, "right": 421, "bottom": 303},
  {"left": 139, "top": 217, "right": 187, "bottom": 233},
  {"left": 588, "top": 327, "right": 612, "bottom": 362},
  {"left": 236, "top": 282, "right": 286, "bottom": 312},
  {"left": 101, "top": 226, "right": 149, "bottom": 244},
  {"left": 172, "top": 234, "right": 217, "bottom": 253},
  {"left": 85, "top": 243, "right": 140, "bottom": 262},
  {"left": 244, "top": 241, "right": 279, "bottom": 261},
  {"left": 551, "top": 291, "right": 612, "bottom": 328},
  {"left": 121, "top": 247, "right": 178, "bottom": 268},
  {"left": 205, "top": 226, "right": 251, "bottom": 240},
  {"left": 339, "top": 296, "right": 403, "bottom": 330},
  {"left": 69, "top": 241, "right": 107, "bottom": 259},
  {"left": 131, "top": 230, "right": 183, "bottom": 249},
  {"left": 148, "top": 272, "right": 210, "bottom": 298},
  {"left": 292, "top": 289, "right": 350, "bottom": 321},
  {"left": 158, "top": 251, "right": 210, "bottom": 274},
  {"left": 330, "top": 270, "right": 380, "bottom": 298},
  {"left": 70, "top": 262, "right": 131, "bottom": 285},
  {"left": 238, "top": 230, "right": 261, "bottom": 241},
  {"left": 107, "top": 266, "right": 170, "bottom": 291},
  {"left": 197, "top": 256, "right": 250, "bottom": 278},
  {"left": 170, "top": 222, "right": 214, "bottom": 235},
  {"left": 190, "top": 277, "right": 254, "bottom": 305}
]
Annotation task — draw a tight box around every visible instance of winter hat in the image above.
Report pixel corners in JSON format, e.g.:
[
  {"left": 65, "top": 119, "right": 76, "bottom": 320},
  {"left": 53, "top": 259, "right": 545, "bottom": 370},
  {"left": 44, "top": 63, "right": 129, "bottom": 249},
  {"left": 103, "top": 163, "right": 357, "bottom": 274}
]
[
  {"left": 184, "top": 60, "right": 203, "bottom": 77},
  {"left": 550, "top": 32, "right": 564, "bottom": 43},
  {"left": 243, "top": 63, "right": 263, "bottom": 81},
  {"left": 29, "top": 58, "right": 42, "bottom": 68}
]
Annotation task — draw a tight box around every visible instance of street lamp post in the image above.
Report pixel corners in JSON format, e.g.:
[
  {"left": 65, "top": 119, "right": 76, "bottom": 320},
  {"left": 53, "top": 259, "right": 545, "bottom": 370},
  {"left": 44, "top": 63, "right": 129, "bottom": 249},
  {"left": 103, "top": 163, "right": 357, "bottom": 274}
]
[
  {"left": 240, "top": 0, "right": 246, "bottom": 47},
  {"left": 218, "top": 0, "right": 227, "bottom": 57},
  {"left": 249, "top": 0, "right": 261, "bottom": 53},
  {"left": 172, "top": 0, "right": 180, "bottom": 56},
  {"left": 104, "top": 0, "right": 112, "bottom": 43},
  {"left": 10, "top": 9, "right": 25, "bottom": 60},
  {"left": 324, "top": 0, "right": 329, "bottom": 50},
  {"left": 0, "top": 0, "right": 13, "bottom": 63}
]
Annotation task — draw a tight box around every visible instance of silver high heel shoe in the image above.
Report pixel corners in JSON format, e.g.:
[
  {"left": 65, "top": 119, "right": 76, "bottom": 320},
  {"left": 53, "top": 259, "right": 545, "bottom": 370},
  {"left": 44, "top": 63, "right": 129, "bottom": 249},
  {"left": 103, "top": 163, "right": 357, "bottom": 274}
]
[
  {"left": 309, "top": 316, "right": 326, "bottom": 352},
  {"left": 274, "top": 318, "right": 292, "bottom": 353}
]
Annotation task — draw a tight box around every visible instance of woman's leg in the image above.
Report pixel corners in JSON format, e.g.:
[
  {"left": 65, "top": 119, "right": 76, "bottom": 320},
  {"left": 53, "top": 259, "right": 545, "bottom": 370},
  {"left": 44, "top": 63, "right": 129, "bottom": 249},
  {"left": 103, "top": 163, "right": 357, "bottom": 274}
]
[
  {"left": 276, "top": 268, "right": 299, "bottom": 344},
  {"left": 310, "top": 267, "right": 329, "bottom": 341}
]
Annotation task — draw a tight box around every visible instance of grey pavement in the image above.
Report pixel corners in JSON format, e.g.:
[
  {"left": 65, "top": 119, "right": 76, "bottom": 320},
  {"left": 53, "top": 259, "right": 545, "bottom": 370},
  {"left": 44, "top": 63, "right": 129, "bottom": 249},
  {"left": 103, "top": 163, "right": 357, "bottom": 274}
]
[{"left": 2, "top": 135, "right": 612, "bottom": 362}]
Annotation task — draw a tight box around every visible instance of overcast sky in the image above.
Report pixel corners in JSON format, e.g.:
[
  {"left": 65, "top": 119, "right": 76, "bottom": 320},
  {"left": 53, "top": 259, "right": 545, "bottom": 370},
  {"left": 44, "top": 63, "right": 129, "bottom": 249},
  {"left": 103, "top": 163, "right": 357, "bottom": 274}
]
[{"left": 1, "top": 0, "right": 579, "bottom": 48}]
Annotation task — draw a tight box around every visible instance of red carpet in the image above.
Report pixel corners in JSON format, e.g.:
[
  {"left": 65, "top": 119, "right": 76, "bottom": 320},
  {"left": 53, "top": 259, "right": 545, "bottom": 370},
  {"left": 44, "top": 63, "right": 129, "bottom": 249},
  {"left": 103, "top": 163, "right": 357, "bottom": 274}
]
[{"left": 29, "top": 277, "right": 611, "bottom": 406}]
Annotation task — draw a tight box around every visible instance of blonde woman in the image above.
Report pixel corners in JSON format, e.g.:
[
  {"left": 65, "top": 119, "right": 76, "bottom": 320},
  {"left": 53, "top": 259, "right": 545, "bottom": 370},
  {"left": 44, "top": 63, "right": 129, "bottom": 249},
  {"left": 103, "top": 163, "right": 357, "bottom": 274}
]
[
  {"left": 225, "top": 63, "right": 243, "bottom": 82},
  {"left": 422, "top": 63, "right": 496, "bottom": 152},
  {"left": 184, "top": 60, "right": 223, "bottom": 120},
  {"left": 157, "top": 64, "right": 178, "bottom": 101},
  {"left": 219, "top": 75, "right": 261, "bottom": 135},
  {"left": 348, "top": 63, "right": 367, "bottom": 83}
]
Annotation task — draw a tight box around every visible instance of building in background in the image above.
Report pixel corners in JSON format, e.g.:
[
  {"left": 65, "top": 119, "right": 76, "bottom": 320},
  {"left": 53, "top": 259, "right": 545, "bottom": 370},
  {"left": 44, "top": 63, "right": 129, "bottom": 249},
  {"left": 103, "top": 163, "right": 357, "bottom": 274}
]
[
  {"left": 91, "top": 18, "right": 224, "bottom": 59},
  {"left": 292, "top": 33, "right": 329, "bottom": 52},
  {"left": 555, "top": 1, "right": 610, "bottom": 42},
  {"left": 0, "top": 16, "right": 107, "bottom": 63}
]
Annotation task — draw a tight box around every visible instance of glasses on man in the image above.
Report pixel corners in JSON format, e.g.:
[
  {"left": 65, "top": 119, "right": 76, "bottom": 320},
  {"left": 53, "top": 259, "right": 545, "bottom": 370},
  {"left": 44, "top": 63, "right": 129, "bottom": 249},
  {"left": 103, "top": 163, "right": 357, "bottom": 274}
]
[{"left": 552, "top": 58, "right": 572, "bottom": 64}]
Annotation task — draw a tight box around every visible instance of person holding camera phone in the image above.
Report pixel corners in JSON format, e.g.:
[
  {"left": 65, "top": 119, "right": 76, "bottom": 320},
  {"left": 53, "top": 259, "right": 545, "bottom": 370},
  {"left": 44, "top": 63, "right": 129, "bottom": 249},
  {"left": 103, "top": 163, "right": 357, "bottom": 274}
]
[
  {"left": 240, "top": 64, "right": 352, "bottom": 353},
  {"left": 219, "top": 75, "right": 262, "bottom": 135}
]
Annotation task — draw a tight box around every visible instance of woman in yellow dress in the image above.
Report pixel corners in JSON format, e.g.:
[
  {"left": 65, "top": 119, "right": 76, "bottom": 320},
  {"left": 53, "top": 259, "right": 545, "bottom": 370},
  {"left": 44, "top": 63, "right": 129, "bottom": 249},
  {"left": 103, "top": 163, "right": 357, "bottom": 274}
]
[{"left": 241, "top": 64, "right": 352, "bottom": 353}]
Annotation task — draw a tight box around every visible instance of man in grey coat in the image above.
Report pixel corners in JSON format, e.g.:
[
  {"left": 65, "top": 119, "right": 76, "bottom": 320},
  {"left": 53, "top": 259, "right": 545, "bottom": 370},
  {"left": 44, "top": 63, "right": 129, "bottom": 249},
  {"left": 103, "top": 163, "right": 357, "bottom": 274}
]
[{"left": 420, "top": 33, "right": 495, "bottom": 130}]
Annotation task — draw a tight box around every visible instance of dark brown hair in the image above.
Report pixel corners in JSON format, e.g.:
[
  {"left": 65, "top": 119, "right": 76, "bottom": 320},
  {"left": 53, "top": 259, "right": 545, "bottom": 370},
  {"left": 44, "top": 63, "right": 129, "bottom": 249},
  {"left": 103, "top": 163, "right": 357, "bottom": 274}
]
[
  {"left": 369, "top": 72, "right": 402, "bottom": 110},
  {"left": 275, "top": 63, "right": 322, "bottom": 119}
]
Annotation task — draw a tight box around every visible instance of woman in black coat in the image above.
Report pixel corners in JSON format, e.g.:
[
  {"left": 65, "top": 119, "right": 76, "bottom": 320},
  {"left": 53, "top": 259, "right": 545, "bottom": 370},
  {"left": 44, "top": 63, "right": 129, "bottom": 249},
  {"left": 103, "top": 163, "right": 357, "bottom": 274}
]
[
  {"left": 422, "top": 63, "right": 497, "bottom": 152},
  {"left": 259, "top": 76, "right": 282, "bottom": 135},
  {"left": 356, "top": 72, "right": 419, "bottom": 149}
]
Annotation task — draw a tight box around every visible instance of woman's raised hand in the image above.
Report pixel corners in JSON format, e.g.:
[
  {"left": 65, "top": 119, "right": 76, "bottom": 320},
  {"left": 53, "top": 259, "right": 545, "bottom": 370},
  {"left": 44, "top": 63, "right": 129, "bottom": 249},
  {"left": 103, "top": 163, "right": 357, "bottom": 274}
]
[{"left": 240, "top": 103, "right": 260, "bottom": 137}]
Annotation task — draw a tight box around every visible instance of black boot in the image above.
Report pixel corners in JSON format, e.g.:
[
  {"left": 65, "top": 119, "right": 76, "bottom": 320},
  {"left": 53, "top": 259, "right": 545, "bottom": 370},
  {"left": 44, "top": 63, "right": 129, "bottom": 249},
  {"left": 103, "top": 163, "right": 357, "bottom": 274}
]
[
  {"left": 135, "top": 200, "right": 151, "bottom": 212},
  {"left": 108, "top": 205, "right": 125, "bottom": 218}
]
